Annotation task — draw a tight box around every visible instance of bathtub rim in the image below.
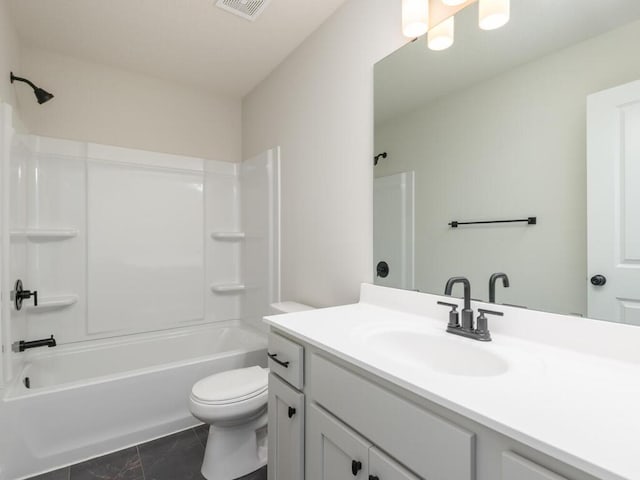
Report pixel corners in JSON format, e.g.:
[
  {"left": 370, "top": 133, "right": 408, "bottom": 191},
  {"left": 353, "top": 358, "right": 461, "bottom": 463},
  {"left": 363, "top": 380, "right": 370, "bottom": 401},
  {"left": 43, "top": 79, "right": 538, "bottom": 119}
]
[{"left": 4, "top": 320, "right": 267, "bottom": 401}]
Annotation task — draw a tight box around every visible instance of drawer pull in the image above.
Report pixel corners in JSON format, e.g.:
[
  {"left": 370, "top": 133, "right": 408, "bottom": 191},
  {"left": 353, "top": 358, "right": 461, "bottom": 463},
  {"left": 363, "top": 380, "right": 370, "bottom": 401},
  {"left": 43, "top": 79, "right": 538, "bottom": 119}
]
[
  {"left": 351, "top": 460, "right": 362, "bottom": 476},
  {"left": 267, "top": 352, "right": 290, "bottom": 368},
  {"left": 288, "top": 406, "right": 296, "bottom": 418},
  {"left": 369, "top": 476, "right": 380, "bottom": 480}
]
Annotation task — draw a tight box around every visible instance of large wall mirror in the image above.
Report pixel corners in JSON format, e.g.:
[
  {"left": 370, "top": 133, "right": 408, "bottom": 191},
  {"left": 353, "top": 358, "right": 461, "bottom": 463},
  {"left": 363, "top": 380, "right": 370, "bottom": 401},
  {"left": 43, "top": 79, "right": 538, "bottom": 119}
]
[{"left": 374, "top": 0, "right": 640, "bottom": 325}]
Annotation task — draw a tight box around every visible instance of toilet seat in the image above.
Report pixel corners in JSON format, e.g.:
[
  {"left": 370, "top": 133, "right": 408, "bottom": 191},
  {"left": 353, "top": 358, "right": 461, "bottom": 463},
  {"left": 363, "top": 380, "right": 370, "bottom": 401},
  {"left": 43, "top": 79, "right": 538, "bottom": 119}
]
[
  {"left": 191, "top": 366, "right": 268, "bottom": 405},
  {"left": 189, "top": 366, "right": 269, "bottom": 425}
]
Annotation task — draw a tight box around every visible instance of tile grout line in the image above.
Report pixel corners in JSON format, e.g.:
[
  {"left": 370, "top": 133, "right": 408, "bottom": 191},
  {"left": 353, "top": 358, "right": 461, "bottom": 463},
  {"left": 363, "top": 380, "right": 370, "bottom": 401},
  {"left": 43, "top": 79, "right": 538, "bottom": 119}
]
[{"left": 136, "top": 445, "right": 146, "bottom": 480}]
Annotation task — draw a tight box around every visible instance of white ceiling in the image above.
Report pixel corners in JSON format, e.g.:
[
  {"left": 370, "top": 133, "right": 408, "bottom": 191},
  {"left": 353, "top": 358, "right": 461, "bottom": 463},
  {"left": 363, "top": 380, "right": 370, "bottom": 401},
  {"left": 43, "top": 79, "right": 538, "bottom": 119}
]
[
  {"left": 375, "top": 0, "right": 640, "bottom": 124},
  {"left": 8, "top": 0, "right": 349, "bottom": 98}
]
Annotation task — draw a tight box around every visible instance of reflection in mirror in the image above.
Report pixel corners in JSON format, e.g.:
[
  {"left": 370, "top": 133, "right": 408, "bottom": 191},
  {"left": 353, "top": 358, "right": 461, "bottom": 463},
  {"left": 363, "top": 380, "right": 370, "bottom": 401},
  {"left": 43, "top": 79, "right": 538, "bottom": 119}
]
[{"left": 374, "top": 0, "right": 640, "bottom": 325}]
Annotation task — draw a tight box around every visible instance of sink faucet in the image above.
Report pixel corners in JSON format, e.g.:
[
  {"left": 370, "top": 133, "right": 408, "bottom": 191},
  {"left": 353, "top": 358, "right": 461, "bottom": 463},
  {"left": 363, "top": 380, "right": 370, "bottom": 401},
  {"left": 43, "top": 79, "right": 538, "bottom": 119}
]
[
  {"left": 489, "top": 272, "right": 510, "bottom": 303},
  {"left": 444, "top": 277, "right": 473, "bottom": 331},
  {"left": 438, "top": 276, "right": 503, "bottom": 342}
]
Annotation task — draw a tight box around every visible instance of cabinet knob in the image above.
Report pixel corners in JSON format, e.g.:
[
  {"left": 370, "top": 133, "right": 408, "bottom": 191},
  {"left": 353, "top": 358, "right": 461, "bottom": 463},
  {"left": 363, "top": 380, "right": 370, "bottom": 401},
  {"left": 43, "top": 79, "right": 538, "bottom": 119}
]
[
  {"left": 369, "top": 476, "right": 380, "bottom": 480},
  {"left": 351, "top": 460, "right": 362, "bottom": 476},
  {"left": 288, "top": 406, "right": 296, "bottom": 418}
]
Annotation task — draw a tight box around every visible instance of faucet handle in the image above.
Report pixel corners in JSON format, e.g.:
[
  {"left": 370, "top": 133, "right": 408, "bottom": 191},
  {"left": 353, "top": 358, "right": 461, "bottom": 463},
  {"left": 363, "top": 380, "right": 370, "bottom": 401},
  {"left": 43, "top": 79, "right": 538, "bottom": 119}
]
[
  {"left": 437, "top": 301, "right": 460, "bottom": 329},
  {"left": 437, "top": 301, "right": 458, "bottom": 309},
  {"left": 475, "top": 308, "right": 503, "bottom": 341}
]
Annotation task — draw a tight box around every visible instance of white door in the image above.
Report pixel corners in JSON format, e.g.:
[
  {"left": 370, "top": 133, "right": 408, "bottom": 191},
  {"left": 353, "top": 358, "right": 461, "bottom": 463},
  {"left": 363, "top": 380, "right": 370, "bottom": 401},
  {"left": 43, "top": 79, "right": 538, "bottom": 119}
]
[
  {"left": 373, "top": 172, "right": 415, "bottom": 290},
  {"left": 587, "top": 80, "right": 640, "bottom": 325}
]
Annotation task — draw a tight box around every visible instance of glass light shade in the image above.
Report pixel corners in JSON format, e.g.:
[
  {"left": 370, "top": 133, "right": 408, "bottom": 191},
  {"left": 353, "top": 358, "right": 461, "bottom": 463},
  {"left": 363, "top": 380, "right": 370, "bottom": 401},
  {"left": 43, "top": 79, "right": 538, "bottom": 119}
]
[
  {"left": 479, "top": 0, "right": 510, "bottom": 30},
  {"left": 428, "top": 16, "right": 454, "bottom": 51},
  {"left": 402, "top": 0, "right": 429, "bottom": 38},
  {"left": 441, "top": 0, "right": 466, "bottom": 5}
]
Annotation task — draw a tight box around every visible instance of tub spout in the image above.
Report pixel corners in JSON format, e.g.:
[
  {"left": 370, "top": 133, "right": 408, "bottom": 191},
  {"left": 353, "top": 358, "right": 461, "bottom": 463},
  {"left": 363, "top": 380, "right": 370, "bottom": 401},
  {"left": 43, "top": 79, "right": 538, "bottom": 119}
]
[{"left": 13, "top": 335, "right": 56, "bottom": 352}]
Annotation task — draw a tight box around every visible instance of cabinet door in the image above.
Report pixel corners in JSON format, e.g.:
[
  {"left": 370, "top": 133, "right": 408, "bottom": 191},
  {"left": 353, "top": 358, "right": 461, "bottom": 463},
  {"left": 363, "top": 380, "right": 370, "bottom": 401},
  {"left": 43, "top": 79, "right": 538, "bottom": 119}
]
[
  {"left": 307, "top": 404, "right": 371, "bottom": 480},
  {"left": 268, "top": 373, "right": 304, "bottom": 480},
  {"left": 369, "top": 447, "right": 421, "bottom": 480},
  {"left": 502, "top": 452, "right": 568, "bottom": 480}
]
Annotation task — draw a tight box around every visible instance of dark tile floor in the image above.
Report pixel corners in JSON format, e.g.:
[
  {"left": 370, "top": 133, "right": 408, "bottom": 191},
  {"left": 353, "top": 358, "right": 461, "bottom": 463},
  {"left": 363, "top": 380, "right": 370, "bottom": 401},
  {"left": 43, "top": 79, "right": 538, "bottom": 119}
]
[{"left": 28, "top": 425, "right": 267, "bottom": 480}]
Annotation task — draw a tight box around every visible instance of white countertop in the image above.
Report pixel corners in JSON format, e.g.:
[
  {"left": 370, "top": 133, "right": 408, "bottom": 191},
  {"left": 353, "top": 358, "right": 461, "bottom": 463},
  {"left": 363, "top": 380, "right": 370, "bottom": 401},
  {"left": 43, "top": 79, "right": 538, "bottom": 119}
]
[{"left": 265, "top": 284, "right": 640, "bottom": 480}]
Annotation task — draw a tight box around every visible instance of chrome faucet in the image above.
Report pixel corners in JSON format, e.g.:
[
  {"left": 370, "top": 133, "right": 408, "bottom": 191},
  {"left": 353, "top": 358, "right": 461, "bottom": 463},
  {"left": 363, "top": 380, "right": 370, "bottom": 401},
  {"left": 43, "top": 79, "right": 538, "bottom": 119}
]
[
  {"left": 438, "top": 276, "right": 503, "bottom": 342},
  {"left": 489, "top": 272, "right": 510, "bottom": 303}
]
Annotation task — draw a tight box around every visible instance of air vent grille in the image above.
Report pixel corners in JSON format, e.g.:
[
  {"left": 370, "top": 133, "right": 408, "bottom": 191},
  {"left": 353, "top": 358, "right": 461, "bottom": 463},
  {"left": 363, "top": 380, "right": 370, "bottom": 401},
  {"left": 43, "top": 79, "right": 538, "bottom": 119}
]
[{"left": 215, "top": 0, "right": 272, "bottom": 21}]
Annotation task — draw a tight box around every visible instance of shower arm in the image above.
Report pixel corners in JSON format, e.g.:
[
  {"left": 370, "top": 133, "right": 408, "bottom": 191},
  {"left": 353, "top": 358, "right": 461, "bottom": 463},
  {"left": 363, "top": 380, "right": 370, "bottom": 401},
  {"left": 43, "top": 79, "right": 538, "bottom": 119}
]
[{"left": 10, "top": 73, "right": 38, "bottom": 90}]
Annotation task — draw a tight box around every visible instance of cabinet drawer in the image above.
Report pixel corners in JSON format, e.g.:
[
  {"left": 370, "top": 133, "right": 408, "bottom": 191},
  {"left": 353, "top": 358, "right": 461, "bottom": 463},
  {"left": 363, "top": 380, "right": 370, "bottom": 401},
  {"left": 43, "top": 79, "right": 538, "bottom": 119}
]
[
  {"left": 268, "top": 331, "right": 304, "bottom": 389},
  {"left": 310, "top": 353, "right": 475, "bottom": 480},
  {"left": 503, "top": 452, "right": 568, "bottom": 480},
  {"left": 268, "top": 374, "right": 304, "bottom": 480}
]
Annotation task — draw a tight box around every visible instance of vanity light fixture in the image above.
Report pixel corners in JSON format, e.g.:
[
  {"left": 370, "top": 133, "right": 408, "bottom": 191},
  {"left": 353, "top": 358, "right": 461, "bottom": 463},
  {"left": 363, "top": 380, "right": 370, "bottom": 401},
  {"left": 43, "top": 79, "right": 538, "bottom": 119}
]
[
  {"left": 428, "top": 16, "right": 455, "bottom": 50},
  {"left": 402, "top": 0, "right": 429, "bottom": 38},
  {"left": 478, "top": 0, "right": 510, "bottom": 30}
]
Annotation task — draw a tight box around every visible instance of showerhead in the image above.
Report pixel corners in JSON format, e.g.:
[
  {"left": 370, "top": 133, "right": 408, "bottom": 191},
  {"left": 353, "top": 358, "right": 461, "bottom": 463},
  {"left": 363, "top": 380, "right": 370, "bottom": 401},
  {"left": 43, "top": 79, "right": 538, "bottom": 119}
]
[{"left": 10, "top": 72, "right": 54, "bottom": 104}]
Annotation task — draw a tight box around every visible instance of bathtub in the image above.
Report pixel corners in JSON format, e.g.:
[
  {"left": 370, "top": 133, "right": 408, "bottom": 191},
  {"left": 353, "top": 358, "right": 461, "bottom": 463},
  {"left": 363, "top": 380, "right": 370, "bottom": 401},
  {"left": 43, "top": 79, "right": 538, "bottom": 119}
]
[{"left": 0, "top": 321, "right": 267, "bottom": 480}]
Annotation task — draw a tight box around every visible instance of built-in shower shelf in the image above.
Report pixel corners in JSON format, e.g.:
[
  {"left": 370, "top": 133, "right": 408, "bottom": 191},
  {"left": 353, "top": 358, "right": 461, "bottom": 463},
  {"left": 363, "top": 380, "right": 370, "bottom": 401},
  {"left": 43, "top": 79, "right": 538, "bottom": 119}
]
[
  {"left": 26, "top": 294, "right": 79, "bottom": 311},
  {"left": 211, "top": 232, "right": 246, "bottom": 240},
  {"left": 210, "top": 284, "right": 246, "bottom": 293},
  {"left": 11, "top": 228, "right": 79, "bottom": 240}
]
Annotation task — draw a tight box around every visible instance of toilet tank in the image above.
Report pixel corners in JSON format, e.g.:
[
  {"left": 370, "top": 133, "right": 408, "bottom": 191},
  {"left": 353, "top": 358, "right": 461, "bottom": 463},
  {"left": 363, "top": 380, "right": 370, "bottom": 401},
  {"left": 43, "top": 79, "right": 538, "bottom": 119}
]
[{"left": 269, "top": 302, "right": 315, "bottom": 314}]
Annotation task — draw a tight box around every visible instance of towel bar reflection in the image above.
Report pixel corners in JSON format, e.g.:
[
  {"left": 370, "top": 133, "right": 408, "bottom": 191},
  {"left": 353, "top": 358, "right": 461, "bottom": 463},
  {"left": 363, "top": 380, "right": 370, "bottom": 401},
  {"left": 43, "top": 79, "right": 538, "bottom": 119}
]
[{"left": 449, "top": 217, "right": 537, "bottom": 228}]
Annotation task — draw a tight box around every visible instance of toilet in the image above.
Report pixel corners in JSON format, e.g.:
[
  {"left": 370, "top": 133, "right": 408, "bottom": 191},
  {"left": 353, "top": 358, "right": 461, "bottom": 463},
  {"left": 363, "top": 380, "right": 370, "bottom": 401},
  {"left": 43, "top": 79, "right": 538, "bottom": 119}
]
[
  {"left": 190, "top": 366, "right": 269, "bottom": 479},
  {"left": 190, "top": 301, "right": 314, "bottom": 480}
]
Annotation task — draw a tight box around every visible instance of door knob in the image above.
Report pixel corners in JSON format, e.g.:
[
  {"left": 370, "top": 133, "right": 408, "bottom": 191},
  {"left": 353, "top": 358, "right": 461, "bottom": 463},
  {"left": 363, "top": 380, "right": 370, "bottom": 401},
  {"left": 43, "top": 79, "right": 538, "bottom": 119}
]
[
  {"left": 376, "top": 261, "right": 389, "bottom": 278},
  {"left": 590, "top": 274, "right": 607, "bottom": 286}
]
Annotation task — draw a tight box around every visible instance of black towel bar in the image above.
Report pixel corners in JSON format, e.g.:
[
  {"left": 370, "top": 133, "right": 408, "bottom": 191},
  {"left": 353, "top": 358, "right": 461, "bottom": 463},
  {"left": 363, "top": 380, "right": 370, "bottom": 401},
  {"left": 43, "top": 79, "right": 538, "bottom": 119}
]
[{"left": 449, "top": 217, "right": 537, "bottom": 228}]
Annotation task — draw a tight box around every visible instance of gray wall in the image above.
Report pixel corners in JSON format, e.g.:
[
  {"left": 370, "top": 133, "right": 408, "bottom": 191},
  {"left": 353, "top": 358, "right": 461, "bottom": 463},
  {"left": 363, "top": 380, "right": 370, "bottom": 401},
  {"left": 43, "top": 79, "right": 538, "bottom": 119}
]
[{"left": 242, "top": 0, "right": 405, "bottom": 307}]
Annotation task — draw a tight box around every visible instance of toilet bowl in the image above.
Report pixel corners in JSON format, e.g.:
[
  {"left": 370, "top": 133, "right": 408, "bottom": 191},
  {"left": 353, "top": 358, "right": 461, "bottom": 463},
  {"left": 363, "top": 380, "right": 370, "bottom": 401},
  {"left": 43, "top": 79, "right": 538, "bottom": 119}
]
[{"left": 189, "top": 366, "right": 269, "bottom": 480}]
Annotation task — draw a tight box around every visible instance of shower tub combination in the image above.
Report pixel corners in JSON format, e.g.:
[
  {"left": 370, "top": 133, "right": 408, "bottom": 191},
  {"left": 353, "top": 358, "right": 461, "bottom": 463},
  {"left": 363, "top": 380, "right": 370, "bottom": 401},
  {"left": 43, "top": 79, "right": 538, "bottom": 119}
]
[
  {"left": 0, "top": 322, "right": 266, "bottom": 480},
  {"left": 0, "top": 109, "right": 281, "bottom": 480}
]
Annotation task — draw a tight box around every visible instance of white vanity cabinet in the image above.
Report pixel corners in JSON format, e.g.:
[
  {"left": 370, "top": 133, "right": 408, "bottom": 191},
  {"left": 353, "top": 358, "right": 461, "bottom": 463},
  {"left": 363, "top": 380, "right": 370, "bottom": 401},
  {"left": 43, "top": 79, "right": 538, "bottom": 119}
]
[
  {"left": 267, "top": 333, "right": 305, "bottom": 480},
  {"left": 267, "top": 326, "right": 600, "bottom": 480},
  {"left": 308, "top": 404, "right": 419, "bottom": 480}
]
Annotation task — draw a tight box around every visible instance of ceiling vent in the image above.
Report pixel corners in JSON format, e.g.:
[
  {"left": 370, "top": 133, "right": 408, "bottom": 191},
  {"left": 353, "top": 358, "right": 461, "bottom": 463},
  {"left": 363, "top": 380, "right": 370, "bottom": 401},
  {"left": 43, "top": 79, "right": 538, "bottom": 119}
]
[{"left": 215, "top": 0, "right": 272, "bottom": 21}]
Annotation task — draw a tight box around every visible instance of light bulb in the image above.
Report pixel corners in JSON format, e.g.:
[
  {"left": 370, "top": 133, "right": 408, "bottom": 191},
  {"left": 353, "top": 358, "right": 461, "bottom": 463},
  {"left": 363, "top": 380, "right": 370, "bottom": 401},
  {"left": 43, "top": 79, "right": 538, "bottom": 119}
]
[
  {"left": 402, "top": 0, "right": 429, "bottom": 38},
  {"left": 479, "top": 0, "right": 510, "bottom": 30},
  {"left": 428, "top": 16, "right": 454, "bottom": 51},
  {"left": 441, "top": 0, "right": 466, "bottom": 5}
]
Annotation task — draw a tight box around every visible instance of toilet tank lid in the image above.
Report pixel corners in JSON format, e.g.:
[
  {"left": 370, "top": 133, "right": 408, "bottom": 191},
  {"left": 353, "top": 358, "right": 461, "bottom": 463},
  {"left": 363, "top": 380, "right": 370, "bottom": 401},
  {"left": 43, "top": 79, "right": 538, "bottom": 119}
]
[
  {"left": 191, "top": 366, "right": 267, "bottom": 404},
  {"left": 270, "top": 301, "right": 315, "bottom": 314}
]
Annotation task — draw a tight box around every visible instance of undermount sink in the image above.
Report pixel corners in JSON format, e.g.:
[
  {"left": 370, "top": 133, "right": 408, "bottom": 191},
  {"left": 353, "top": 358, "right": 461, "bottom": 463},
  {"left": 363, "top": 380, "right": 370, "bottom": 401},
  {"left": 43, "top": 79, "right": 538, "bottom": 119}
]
[{"left": 363, "top": 329, "right": 510, "bottom": 377}]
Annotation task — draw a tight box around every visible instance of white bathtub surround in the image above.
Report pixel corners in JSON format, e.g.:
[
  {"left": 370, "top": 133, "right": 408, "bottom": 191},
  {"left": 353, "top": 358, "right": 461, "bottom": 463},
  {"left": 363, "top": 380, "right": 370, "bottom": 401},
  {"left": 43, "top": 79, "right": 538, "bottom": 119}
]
[
  {"left": 0, "top": 121, "right": 280, "bottom": 373},
  {"left": 0, "top": 321, "right": 266, "bottom": 480},
  {"left": 265, "top": 284, "right": 640, "bottom": 480}
]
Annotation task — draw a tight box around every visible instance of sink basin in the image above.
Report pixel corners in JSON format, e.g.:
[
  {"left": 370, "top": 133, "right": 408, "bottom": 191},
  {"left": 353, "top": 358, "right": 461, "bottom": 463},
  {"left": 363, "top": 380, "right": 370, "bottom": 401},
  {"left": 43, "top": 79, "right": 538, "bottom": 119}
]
[{"left": 363, "top": 329, "right": 509, "bottom": 377}]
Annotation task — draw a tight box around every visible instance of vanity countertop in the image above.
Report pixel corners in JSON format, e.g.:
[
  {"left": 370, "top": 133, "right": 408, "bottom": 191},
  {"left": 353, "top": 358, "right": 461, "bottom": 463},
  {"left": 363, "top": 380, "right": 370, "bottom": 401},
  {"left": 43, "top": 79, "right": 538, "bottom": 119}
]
[{"left": 264, "top": 284, "right": 640, "bottom": 480}]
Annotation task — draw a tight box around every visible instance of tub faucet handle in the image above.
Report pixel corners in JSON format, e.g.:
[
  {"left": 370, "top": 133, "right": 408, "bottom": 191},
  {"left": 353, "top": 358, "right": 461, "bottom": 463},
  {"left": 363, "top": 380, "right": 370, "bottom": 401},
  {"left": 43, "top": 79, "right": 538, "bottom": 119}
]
[{"left": 12, "top": 279, "right": 38, "bottom": 311}]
